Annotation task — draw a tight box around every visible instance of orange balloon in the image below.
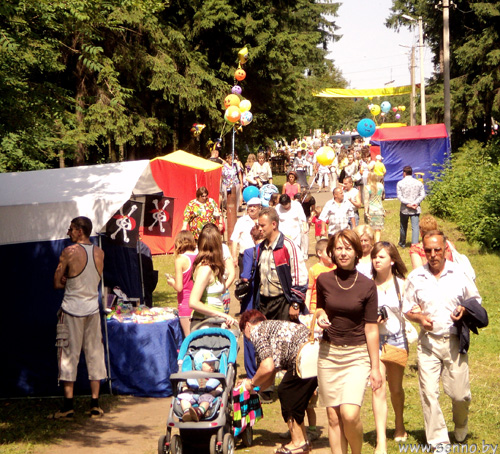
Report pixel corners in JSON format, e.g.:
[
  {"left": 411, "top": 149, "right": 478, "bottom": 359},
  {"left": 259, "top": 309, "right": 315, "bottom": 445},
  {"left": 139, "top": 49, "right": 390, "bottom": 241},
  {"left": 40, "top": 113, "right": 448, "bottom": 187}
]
[
  {"left": 235, "top": 68, "right": 246, "bottom": 81},
  {"left": 225, "top": 105, "right": 241, "bottom": 123}
]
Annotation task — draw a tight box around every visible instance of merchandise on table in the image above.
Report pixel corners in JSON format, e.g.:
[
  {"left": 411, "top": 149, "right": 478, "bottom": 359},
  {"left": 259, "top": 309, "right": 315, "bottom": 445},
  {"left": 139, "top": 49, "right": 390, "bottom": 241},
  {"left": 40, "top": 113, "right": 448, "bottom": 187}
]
[{"left": 107, "top": 303, "right": 177, "bottom": 324}]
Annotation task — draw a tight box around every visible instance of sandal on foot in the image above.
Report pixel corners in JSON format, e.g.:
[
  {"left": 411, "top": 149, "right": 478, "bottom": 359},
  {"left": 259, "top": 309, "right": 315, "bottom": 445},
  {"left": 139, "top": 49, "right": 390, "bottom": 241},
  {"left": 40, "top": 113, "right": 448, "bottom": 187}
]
[
  {"left": 47, "top": 409, "right": 74, "bottom": 420},
  {"left": 90, "top": 407, "right": 104, "bottom": 418},
  {"left": 275, "top": 442, "right": 311, "bottom": 454},
  {"left": 394, "top": 434, "right": 408, "bottom": 443}
]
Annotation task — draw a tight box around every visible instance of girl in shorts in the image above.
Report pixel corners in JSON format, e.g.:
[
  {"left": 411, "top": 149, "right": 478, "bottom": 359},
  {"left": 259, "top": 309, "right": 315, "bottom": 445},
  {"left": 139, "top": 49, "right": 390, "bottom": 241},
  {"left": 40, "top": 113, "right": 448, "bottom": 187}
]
[{"left": 166, "top": 230, "right": 197, "bottom": 337}]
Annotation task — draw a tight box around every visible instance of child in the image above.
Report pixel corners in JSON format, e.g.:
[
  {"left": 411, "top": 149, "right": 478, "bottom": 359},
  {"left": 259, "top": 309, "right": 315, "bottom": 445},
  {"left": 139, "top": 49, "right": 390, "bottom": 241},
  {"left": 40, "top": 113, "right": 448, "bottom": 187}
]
[
  {"left": 166, "top": 231, "right": 197, "bottom": 337},
  {"left": 177, "top": 349, "right": 222, "bottom": 422},
  {"left": 310, "top": 207, "right": 325, "bottom": 242}
]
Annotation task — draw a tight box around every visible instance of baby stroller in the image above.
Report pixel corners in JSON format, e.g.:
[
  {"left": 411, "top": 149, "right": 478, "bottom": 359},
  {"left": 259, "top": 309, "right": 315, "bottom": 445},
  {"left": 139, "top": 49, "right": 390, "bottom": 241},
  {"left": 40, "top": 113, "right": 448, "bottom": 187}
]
[{"left": 158, "top": 326, "right": 253, "bottom": 454}]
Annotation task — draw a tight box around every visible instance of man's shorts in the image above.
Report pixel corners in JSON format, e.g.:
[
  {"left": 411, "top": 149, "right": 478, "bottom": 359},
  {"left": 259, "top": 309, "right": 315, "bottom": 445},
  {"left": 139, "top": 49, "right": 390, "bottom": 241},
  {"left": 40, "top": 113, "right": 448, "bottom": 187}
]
[{"left": 57, "top": 310, "right": 107, "bottom": 382}]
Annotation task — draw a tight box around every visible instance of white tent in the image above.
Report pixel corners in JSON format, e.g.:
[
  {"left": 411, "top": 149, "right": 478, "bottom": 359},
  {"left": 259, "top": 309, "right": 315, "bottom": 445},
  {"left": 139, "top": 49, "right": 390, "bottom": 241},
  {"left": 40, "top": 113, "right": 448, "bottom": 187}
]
[{"left": 0, "top": 160, "right": 161, "bottom": 245}]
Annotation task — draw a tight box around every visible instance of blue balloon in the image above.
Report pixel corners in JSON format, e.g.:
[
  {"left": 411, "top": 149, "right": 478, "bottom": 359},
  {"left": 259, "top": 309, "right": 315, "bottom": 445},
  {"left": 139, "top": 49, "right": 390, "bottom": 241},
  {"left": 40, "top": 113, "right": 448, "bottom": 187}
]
[
  {"left": 259, "top": 184, "right": 279, "bottom": 207},
  {"left": 243, "top": 185, "right": 260, "bottom": 202},
  {"left": 381, "top": 101, "right": 391, "bottom": 113},
  {"left": 356, "top": 118, "right": 376, "bottom": 138}
]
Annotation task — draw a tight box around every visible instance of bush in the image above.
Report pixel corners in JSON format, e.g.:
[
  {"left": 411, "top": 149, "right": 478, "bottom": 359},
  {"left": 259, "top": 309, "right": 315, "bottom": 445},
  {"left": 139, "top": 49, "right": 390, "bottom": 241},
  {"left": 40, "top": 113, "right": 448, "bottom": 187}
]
[{"left": 427, "top": 139, "right": 500, "bottom": 250}]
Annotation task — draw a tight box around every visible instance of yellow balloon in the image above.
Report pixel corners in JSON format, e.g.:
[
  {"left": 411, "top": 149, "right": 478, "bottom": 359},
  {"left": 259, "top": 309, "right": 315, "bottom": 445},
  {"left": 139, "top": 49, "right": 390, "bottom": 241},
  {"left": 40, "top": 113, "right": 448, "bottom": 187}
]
[
  {"left": 370, "top": 104, "right": 381, "bottom": 116},
  {"left": 316, "top": 146, "right": 335, "bottom": 166},
  {"left": 400, "top": 105, "right": 406, "bottom": 112},
  {"left": 239, "top": 99, "right": 252, "bottom": 112},
  {"left": 238, "top": 46, "right": 249, "bottom": 64},
  {"left": 224, "top": 94, "right": 240, "bottom": 108},
  {"left": 225, "top": 105, "right": 241, "bottom": 123}
]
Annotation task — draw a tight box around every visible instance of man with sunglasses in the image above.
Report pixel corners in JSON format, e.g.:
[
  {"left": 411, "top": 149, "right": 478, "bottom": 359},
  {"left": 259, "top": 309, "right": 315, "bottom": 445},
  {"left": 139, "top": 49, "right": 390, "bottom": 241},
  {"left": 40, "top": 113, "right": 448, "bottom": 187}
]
[{"left": 402, "top": 231, "right": 483, "bottom": 448}]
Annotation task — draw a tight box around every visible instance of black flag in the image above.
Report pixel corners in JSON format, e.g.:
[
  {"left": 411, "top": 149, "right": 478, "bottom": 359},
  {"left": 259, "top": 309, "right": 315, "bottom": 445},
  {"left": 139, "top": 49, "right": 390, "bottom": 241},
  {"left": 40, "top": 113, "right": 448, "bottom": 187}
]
[
  {"left": 143, "top": 195, "right": 174, "bottom": 237},
  {"left": 105, "top": 200, "right": 143, "bottom": 248}
]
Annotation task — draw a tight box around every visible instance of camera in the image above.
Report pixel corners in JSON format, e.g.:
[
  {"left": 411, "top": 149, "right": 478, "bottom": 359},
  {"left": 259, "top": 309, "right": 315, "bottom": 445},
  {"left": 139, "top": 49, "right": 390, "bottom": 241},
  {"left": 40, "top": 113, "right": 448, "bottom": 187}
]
[{"left": 378, "top": 306, "right": 389, "bottom": 321}]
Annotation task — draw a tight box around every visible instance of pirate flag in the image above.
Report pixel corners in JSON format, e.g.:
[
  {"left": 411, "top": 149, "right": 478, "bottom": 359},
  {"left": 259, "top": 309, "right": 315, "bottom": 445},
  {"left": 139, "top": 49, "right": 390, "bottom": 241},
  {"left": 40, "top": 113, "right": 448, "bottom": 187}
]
[
  {"left": 105, "top": 200, "right": 143, "bottom": 248},
  {"left": 143, "top": 195, "right": 174, "bottom": 237}
]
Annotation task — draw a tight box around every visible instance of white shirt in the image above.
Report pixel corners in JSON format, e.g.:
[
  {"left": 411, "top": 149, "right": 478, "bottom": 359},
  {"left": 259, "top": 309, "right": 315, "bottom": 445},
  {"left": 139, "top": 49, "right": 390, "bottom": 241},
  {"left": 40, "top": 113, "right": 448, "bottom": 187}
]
[
  {"left": 276, "top": 200, "right": 306, "bottom": 246},
  {"left": 230, "top": 214, "right": 257, "bottom": 254},
  {"left": 318, "top": 199, "right": 354, "bottom": 235},
  {"left": 344, "top": 187, "right": 359, "bottom": 212},
  {"left": 403, "top": 260, "right": 482, "bottom": 336}
]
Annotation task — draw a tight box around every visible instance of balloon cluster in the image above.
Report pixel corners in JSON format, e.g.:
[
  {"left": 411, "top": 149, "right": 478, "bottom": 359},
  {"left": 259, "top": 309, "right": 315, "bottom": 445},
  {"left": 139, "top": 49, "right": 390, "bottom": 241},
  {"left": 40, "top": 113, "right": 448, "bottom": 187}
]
[
  {"left": 222, "top": 47, "right": 253, "bottom": 129},
  {"left": 367, "top": 101, "right": 406, "bottom": 121}
]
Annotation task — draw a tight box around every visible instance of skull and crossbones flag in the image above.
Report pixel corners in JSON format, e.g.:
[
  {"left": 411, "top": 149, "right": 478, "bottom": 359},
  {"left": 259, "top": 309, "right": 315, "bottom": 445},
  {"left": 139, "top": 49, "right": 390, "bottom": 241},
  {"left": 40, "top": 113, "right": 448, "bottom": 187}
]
[
  {"left": 105, "top": 200, "right": 143, "bottom": 248},
  {"left": 143, "top": 195, "right": 174, "bottom": 237}
]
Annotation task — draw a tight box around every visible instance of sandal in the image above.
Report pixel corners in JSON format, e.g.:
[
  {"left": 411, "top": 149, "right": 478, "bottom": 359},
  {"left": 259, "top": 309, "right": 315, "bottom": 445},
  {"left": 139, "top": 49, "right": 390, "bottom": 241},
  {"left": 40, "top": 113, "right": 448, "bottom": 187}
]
[
  {"left": 90, "top": 407, "right": 104, "bottom": 418},
  {"left": 275, "top": 441, "right": 311, "bottom": 454},
  {"left": 47, "top": 409, "right": 74, "bottom": 420}
]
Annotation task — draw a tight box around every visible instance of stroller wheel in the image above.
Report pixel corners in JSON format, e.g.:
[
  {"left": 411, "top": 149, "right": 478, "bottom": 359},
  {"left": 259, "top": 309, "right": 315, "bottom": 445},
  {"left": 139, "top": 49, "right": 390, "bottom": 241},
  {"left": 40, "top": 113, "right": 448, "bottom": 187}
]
[
  {"left": 222, "top": 433, "right": 235, "bottom": 454},
  {"left": 158, "top": 435, "right": 167, "bottom": 454},
  {"left": 171, "top": 434, "right": 182, "bottom": 454},
  {"left": 241, "top": 426, "right": 253, "bottom": 447},
  {"left": 209, "top": 433, "right": 218, "bottom": 454}
]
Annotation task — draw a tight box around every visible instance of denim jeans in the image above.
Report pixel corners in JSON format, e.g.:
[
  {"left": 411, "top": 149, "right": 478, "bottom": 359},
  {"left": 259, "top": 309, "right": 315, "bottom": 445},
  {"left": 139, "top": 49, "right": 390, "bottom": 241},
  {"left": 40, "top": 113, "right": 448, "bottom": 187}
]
[{"left": 399, "top": 213, "right": 420, "bottom": 246}]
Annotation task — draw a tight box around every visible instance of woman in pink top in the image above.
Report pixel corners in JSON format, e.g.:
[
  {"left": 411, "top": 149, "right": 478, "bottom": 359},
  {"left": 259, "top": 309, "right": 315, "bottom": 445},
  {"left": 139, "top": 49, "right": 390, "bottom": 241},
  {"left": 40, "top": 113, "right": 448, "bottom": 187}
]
[
  {"left": 282, "top": 170, "right": 301, "bottom": 198},
  {"left": 166, "top": 231, "right": 197, "bottom": 337}
]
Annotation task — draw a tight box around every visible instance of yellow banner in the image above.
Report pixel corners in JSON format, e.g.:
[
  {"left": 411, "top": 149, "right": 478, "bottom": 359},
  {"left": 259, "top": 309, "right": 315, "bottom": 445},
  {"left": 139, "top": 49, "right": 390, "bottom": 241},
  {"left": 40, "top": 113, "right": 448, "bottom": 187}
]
[{"left": 313, "top": 85, "right": 418, "bottom": 98}]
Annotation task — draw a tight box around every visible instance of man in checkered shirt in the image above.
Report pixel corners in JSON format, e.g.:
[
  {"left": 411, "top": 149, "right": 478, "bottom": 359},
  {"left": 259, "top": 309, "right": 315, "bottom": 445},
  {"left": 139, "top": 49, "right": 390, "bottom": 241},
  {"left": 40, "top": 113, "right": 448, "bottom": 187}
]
[{"left": 319, "top": 187, "right": 355, "bottom": 237}]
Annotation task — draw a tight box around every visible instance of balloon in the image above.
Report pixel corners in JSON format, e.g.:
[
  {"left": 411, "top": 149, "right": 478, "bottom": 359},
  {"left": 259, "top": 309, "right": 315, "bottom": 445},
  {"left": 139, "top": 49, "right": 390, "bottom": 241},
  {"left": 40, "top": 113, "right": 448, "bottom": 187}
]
[
  {"left": 231, "top": 85, "right": 242, "bottom": 95},
  {"left": 364, "top": 97, "right": 369, "bottom": 100},
  {"left": 395, "top": 113, "right": 401, "bottom": 120},
  {"left": 225, "top": 105, "right": 241, "bottom": 123},
  {"left": 316, "top": 146, "right": 335, "bottom": 166},
  {"left": 381, "top": 112, "right": 385, "bottom": 117},
  {"left": 392, "top": 107, "right": 398, "bottom": 112},
  {"left": 400, "top": 106, "right": 406, "bottom": 112},
  {"left": 235, "top": 68, "right": 246, "bottom": 81},
  {"left": 224, "top": 94, "right": 240, "bottom": 108},
  {"left": 243, "top": 185, "right": 259, "bottom": 202},
  {"left": 369, "top": 97, "right": 373, "bottom": 101},
  {"left": 190, "top": 123, "right": 205, "bottom": 137},
  {"left": 259, "top": 184, "right": 279, "bottom": 207},
  {"left": 381, "top": 101, "right": 391, "bottom": 113},
  {"left": 300, "top": 141, "right": 307, "bottom": 150},
  {"left": 370, "top": 104, "right": 381, "bottom": 116},
  {"left": 357, "top": 118, "right": 376, "bottom": 137},
  {"left": 238, "top": 46, "right": 249, "bottom": 64},
  {"left": 239, "top": 99, "right": 252, "bottom": 112},
  {"left": 240, "top": 111, "right": 253, "bottom": 126},
  {"left": 368, "top": 103, "right": 374, "bottom": 110}
]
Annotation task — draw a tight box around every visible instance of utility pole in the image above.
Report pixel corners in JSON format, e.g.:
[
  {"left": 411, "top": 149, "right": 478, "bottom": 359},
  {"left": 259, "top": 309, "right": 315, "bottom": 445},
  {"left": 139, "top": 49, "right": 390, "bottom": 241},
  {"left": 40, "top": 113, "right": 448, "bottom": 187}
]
[
  {"left": 410, "top": 46, "right": 416, "bottom": 126},
  {"left": 443, "top": 0, "right": 451, "bottom": 136},
  {"left": 419, "top": 16, "right": 427, "bottom": 125}
]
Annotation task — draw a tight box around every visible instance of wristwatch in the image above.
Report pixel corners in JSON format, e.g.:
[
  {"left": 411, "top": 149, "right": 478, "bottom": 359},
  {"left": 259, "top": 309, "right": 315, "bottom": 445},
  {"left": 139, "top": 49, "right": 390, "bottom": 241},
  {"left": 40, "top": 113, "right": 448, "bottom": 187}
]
[{"left": 291, "top": 302, "right": 300, "bottom": 310}]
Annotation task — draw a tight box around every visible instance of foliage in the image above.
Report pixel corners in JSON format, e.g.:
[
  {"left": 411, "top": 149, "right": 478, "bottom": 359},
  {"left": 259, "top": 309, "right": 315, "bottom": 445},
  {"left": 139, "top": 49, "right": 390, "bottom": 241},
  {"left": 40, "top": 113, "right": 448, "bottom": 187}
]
[
  {"left": 427, "top": 139, "right": 500, "bottom": 249},
  {"left": 387, "top": 1, "right": 500, "bottom": 147}
]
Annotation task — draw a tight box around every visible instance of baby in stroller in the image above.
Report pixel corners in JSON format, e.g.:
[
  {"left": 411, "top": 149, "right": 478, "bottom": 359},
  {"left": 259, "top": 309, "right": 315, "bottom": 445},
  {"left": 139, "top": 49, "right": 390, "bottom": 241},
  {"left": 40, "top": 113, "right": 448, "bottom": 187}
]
[{"left": 177, "top": 349, "right": 223, "bottom": 422}]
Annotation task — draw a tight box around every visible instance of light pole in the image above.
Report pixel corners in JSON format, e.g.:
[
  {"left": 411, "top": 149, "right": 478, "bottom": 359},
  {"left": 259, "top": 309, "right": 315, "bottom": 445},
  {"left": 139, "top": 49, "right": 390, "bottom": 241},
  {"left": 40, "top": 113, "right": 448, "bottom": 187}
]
[
  {"left": 442, "top": 0, "right": 451, "bottom": 137},
  {"left": 402, "top": 14, "right": 427, "bottom": 125}
]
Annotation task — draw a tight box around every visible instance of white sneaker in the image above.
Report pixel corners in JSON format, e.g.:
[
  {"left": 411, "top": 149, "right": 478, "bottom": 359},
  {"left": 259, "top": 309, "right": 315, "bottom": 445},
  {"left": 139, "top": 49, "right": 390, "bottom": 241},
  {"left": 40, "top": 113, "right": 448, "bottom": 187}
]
[{"left": 454, "top": 423, "right": 468, "bottom": 443}]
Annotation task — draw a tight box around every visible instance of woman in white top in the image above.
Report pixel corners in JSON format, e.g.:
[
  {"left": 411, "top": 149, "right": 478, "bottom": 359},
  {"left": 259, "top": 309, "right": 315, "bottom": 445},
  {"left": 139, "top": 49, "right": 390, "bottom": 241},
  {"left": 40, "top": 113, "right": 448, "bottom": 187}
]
[
  {"left": 249, "top": 152, "right": 273, "bottom": 188},
  {"left": 371, "top": 241, "right": 409, "bottom": 453},
  {"left": 354, "top": 225, "right": 375, "bottom": 279}
]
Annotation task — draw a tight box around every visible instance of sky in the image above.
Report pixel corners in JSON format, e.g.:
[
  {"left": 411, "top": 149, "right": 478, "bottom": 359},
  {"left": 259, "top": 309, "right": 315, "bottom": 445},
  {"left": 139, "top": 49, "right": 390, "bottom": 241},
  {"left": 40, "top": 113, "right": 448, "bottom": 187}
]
[{"left": 327, "top": 0, "right": 435, "bottom": 89}]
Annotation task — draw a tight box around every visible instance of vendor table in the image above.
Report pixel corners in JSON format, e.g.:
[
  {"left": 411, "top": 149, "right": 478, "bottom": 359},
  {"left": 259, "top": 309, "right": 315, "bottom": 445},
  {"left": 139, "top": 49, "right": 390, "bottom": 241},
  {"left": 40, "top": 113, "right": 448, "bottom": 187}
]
[{"left": 107, "top": 317, "right": 183, "bottom": 397}]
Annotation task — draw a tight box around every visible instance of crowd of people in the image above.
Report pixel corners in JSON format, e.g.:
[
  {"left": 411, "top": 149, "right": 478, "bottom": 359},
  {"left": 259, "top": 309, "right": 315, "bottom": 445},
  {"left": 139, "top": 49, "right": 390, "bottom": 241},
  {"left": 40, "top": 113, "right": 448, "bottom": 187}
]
[{"left": 48, "top": 139, "right": 485, "bottom": 454}]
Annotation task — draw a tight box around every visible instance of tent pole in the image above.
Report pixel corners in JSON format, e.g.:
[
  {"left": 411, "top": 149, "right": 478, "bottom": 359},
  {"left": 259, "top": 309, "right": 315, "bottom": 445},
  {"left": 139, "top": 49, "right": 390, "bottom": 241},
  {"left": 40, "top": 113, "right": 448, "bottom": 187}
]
[
  {"left": 137, "top": 240, "right": 146, "bottom": 305},
  {"left": 99, "top": 235, "right": 113, "bottom": 395}
]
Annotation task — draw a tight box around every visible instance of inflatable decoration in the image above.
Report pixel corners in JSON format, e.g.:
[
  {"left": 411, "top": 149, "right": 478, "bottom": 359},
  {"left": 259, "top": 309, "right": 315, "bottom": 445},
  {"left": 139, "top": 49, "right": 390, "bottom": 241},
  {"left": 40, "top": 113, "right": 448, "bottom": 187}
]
[
  {"left": 231, "top": 85, "right": 242, "bottom": 95},
  {"left": 239, "top": 99, "right": 252, "bottom": 112},
  {"left": 300, "top": 141, "right": 307, "bottom": 150},
  {"left": 316, "top": 146, "right": 335, "bottom": 166},
  {"left": 225, "top": 105, "right": 241, "bottom": 123},
  {"left": 238, "top": 47, "right": 249, "bottom": 64},
  {"left": 357, "top": 118, "right": 376, "bottom": 138},
  {"left": 235, "top": 68, "right": 246, "bottom": 81},
  {"left": 370, "top": 104, "right": 381, "bottom": 116},
  {"left": 224, "top": 94, "right": 240, "bottom": 108},
  {"left": 400, "top": 106, "right": 406, "bottom": 112},
  {"left": 395, "top": 113, "right": 401, "bottom": 120},
  {"left": 243, "top": 185, "right": 259, "bottom": 202},
  {"left": 259, "top": 184, "right": 279, "bottom": 207},
  {"left": 381, "top": 101, "right": 391, "bottom": 113},
  {"left": 392, "top": 107, "right": 398, "bottom": 113},
  {"left": 240, "top": 111, "right": 253, "bottom": 126},
  {"left": 190, "top": 123, "right": 205, "bottom": 137}
]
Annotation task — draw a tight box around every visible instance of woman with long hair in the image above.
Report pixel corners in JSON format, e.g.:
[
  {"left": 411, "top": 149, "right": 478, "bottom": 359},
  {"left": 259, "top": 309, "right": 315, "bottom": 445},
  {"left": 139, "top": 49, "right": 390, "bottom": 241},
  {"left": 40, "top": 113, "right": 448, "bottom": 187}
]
[
  {"left": 316, "top": 230, "right": 382, "bottom": 454},
  {"left": 366, "top": 172, "right": 385, "bottom": 242},
  {"left": 188, "top": 224, "right": 236, "bottom": 330},
  {"left": 354, "top": 225, "right": 375, "bottom": 278},
  {"left": 371, "top": 241, "right": 409, "bottom": 452},
  {"left": 166, "top": 230, "right": 197, "bottom": 337}
]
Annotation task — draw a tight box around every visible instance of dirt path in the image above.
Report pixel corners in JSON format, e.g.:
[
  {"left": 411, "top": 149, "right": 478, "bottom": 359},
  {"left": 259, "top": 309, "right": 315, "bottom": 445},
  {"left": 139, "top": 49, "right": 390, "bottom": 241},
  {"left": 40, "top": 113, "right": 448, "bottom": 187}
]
[{"left": 34, "top": 189, "right": 335, "bottom": 454}]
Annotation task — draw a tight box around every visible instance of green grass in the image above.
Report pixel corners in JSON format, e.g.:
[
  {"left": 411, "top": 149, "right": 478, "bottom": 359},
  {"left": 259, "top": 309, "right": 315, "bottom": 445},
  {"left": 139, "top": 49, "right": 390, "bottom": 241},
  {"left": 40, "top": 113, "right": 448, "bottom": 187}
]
[{"left": 1, "top": 194, "right": 499, "bottom": 453}]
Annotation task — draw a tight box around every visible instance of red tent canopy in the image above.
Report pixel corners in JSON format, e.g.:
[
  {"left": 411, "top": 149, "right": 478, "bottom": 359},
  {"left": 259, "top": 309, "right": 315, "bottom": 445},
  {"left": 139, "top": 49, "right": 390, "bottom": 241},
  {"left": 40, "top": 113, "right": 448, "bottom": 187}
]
[{"left": 371, "top": 124, "right": 448, "bottom": 142}]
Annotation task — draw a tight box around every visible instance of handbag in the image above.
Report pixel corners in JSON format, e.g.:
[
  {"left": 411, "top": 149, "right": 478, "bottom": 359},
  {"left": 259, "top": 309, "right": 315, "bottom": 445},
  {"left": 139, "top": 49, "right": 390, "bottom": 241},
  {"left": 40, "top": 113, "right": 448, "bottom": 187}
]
[
  {"left": 234, "top": 279, "right": 251, "bottom": 301},
  {"left": 232, "top": 384, "right": 263, "bottom": 437},
  {"left": 380, "top": 343, "right": 408, "bottom": 368},
  {"left": 296, "top": 311, "right": 320, "bottom": 379}
]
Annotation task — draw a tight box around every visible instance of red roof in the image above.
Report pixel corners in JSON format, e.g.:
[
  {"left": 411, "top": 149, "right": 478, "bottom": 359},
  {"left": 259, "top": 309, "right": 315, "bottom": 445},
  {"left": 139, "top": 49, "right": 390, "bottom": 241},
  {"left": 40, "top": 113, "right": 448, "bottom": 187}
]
[{"left": 371, "top": 124, "right": 448, "bottom": 142}]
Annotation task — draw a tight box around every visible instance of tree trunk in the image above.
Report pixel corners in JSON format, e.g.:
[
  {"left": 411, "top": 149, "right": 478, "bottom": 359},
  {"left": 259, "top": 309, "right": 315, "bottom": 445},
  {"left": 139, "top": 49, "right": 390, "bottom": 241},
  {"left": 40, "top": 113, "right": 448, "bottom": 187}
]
[
  {"left": 74, "top": 57, "right": 88, "bottom": 166},
  {"left": 59, "top": 150, "right": 65, "bottom": 168}
]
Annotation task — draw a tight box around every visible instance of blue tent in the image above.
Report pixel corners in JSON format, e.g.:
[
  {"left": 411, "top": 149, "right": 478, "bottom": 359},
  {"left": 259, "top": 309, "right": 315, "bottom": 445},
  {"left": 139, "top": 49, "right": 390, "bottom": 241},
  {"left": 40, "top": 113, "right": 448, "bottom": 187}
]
[{"left": 370, "top": 124, "right": 450, "bottom": 198}]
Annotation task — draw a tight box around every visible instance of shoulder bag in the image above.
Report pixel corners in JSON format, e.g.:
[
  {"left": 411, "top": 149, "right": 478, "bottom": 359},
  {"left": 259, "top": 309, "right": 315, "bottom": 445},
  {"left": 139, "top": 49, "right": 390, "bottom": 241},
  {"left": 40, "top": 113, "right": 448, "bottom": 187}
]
[{"left": 296, "top": 311, "right": 320, "bottom": 379}]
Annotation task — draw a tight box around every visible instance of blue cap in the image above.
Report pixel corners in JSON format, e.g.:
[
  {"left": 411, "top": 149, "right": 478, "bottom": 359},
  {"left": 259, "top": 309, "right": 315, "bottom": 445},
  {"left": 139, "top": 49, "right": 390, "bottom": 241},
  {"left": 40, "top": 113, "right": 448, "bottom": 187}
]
[{"left": 194, "top": 349, "right": 218, "bottom": 370}]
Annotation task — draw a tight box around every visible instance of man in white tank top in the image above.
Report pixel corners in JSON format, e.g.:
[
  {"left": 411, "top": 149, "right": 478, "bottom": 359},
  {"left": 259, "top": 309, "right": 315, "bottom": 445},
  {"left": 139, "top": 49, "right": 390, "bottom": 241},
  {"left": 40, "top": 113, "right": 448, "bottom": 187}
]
[{"left": 51, "top": 216, "right": 106, "bottom": 419}]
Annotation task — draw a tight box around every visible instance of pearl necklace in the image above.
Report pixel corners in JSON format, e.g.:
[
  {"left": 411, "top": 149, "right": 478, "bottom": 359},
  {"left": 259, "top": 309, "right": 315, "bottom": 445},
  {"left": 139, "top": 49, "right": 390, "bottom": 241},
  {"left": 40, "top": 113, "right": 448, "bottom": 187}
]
[{"left": 335, "top": 271, "right": 358, "bottom": 290}]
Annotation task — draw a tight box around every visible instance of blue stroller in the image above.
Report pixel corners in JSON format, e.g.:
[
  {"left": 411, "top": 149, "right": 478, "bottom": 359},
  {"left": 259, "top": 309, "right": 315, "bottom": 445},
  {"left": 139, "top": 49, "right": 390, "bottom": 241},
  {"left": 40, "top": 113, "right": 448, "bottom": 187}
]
[{"left": 158, "top": 326, "right": 253, "bottom": 454}]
